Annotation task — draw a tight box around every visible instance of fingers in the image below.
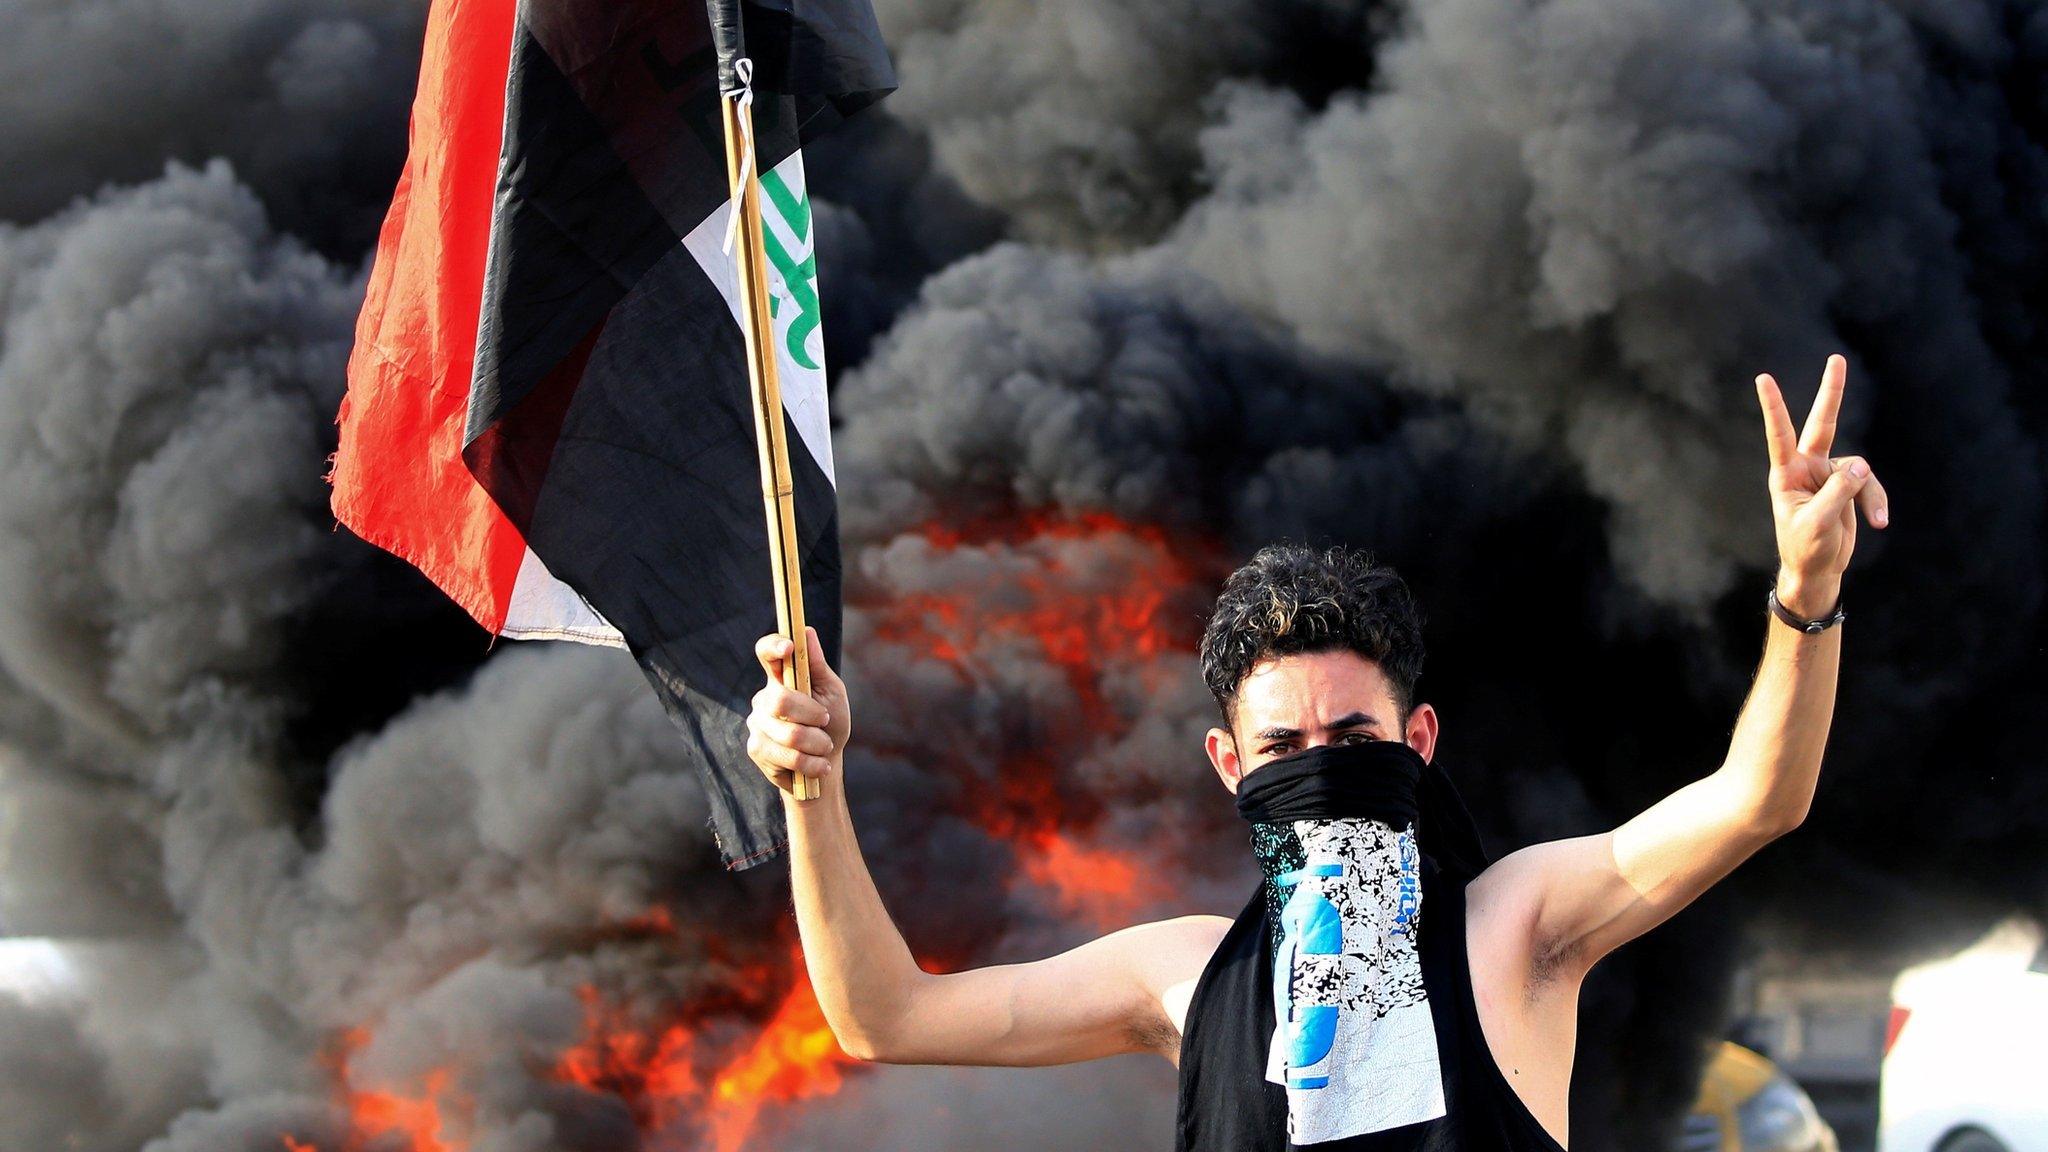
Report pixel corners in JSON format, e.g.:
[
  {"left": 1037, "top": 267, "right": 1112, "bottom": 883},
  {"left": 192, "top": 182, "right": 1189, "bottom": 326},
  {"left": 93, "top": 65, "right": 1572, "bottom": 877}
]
[
  {"left": 747, "top": 634, "right": 837, "bottom": 790},
  {"left": 1759, "top": 358, "right": 1885, "bottom": 529},
  {"left": 748, "top": 709, "right": 836, "bottom": 758},
  {"left": 1815, "top": 453, "right": 1889, "bottom": 529},
  {"left": 1755, "top": 373, "right": 1799, "bottom": 468},
  {"left": 746, "top": 727, "right": 835, "bottom": 783},
  {"left": 752, "top": 678, "right": 830, "bottom": 728},
  {"left": 1807, "top": 454, "right": 1872, "bottom": 524},
  {"left": 759, "top": 629, "right": 845, "bottom": 697},
  {"left": 745, "top": 684, "right": 835, "bottom": 783},
  {"left": 1839, "top": 455, "right": 1889, "bottom": 528},
  {"left": 755, "top": 632, "right": 793, "bottom": 682},
  {"left": 1798, "top": 354, "right": 1848, "bottom": 457}
]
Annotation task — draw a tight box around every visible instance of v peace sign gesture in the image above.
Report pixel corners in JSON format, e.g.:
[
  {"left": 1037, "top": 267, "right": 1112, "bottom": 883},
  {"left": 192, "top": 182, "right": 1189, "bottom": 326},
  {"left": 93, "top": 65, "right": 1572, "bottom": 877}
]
[{"left": 1754, "top": 354, "right": 1890, "bottom": 618}]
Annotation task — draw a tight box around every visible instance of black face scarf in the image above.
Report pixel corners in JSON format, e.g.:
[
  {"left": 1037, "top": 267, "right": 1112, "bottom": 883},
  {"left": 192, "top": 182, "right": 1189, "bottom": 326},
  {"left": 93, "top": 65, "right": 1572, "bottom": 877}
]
[
  {"left": 1234, "top": 739, "right": 1490, "bottom": 884},
  {"left": 1176, "top": 739, "right": 1508, "bottom": 1151}
]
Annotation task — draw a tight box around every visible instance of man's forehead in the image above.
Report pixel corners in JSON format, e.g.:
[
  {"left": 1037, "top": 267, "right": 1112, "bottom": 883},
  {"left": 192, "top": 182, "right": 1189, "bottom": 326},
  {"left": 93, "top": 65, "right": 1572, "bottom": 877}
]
[{"left": 1234, "top": 650, "right": 1396, "bottom": 728}]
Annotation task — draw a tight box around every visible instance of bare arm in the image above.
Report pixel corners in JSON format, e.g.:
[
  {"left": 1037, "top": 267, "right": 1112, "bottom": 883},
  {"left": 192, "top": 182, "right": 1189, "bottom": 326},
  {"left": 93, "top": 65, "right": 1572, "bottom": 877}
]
[
  {"left": 1475, "top": 354, "right": 1890, "bottom": 979},
  {"left": 749, "top": 630, "right": 1223, "bottom": 1065}
]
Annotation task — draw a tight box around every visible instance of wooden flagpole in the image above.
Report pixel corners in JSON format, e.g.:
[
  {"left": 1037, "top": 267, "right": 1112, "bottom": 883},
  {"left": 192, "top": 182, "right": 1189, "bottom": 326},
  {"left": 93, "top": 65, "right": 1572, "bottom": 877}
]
[{"left": 721, "top": 79, "right": 820, "bottom": 802}]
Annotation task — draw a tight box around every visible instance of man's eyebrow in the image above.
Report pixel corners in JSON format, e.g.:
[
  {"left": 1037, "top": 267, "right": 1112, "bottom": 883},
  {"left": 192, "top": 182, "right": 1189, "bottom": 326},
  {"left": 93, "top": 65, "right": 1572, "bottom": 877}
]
[{"left": 1254, "top": 715, "right": 1382, "bottom": 743}]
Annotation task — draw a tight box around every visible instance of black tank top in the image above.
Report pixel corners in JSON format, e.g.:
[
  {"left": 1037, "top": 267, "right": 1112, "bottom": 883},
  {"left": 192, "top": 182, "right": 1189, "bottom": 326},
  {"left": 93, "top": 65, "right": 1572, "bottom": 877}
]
[{"left": 1174, "top": 749, "right": 1569, "bottom": 1152}]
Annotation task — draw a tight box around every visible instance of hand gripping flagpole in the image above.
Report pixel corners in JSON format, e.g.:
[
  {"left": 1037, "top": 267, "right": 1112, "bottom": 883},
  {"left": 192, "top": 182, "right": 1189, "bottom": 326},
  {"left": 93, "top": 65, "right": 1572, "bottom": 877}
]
[{"left": 720, "top": 58, "right": 821, "bottom": 802}]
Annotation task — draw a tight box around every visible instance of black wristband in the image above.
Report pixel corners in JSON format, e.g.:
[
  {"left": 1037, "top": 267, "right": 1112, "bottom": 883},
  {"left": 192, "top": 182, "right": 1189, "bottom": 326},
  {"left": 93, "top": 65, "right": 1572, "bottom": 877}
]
[{"left": 1767, "top": 585, "right": 1845, "bottom": 633}]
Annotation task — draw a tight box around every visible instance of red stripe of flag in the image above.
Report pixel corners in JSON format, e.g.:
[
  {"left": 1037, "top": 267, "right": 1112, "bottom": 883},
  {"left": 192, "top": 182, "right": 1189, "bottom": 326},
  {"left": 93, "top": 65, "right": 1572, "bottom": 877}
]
[{"left": 329, "top": 0, "right": 524, "bottom": 634}]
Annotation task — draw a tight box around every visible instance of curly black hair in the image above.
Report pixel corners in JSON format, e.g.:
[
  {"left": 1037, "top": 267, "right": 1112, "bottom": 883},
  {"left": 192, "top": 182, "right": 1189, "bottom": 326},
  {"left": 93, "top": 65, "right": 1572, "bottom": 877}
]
[{"left": 1198, "top": 543, "right": 1426, "bottom": 724}]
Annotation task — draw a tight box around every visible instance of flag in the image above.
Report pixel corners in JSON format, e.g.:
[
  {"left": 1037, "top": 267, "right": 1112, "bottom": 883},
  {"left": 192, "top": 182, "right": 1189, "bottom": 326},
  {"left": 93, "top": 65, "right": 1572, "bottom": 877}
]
[{"left": 329, "top": 0, "right": 893, "bottom": 868}]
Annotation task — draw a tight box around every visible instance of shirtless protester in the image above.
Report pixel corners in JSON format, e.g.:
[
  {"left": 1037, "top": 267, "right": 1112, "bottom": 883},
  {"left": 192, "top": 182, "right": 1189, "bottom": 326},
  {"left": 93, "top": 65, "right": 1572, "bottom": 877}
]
[{"left": 744, "top": 355, "right": 1888, "bottom": 1150}]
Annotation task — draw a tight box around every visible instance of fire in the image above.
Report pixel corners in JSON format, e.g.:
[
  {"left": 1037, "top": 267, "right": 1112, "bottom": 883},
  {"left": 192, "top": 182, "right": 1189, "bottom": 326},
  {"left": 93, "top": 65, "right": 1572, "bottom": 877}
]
[
  {"left": 869, "top": 511, "right": 1207, "bottom": 926},
  {"left": 973, "top": 766, "right": 1162, "bottom": 927},
  {"left": 278, "top": 511, "right": 1203, "bottom": 1152},
  {"left": 549, "top": 953, "right": 856, "bottom": 1152},
  {"left": 291, "top": 1029, "right": 458, "bottom": 1152},
  {"left": 1020, "top": 830, "right": 1161, "bottom": 929},
  {"left": 292, "top": 960, "right": 853, "bottom": 1152},
  {"left": 704, "top": 979, "right": 851, "bottom": 1152},
  {"left": 882, "top": 512, "right": 1199, "bottom": 703},
  {"left": 348, "top": 1070, "right": 454, "bottom": 1152},
  {"left": 551, "top": 983, "right": 703, "bottom": 1134}
]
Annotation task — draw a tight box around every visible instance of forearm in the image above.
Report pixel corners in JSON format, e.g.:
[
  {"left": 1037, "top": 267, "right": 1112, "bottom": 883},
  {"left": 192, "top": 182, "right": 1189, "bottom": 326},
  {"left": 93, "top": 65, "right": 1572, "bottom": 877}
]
[
  {"left": 786, "top": 767, "right": 1186, "bottom": 1070},
  {"left": 1534, "top": 568, "right": 1845, "bottom": 967},
  {"left": 782, "top": 764, "right": 925, "bottom": 1060},
  {"left": 1717, "top": 567, "right": 1843, "bottom": 832},
  {"left": 1530, "top": 360, "right": 1881, "bottom": 971}
]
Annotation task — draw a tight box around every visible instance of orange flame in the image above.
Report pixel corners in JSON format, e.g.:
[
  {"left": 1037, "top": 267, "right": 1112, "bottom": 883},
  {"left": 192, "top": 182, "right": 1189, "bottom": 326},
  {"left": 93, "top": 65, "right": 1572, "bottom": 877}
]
[
  {"left": 348, "top": 1070, "right": 453, "bottom": 1152},
  {"left": 549, "top": 952, "right": 856, "bottom": 1152},
  {"left": 306, "top": 960, "right": 851, "bottom": 1152},
  {"left": 283, "top": 511, "right": 1204, "bottom": 1152},
  {"left": 869, "top": 512, "right": 1205, "bottom": 926},
  {"left": 878, "top": 512, "right": 1198, "bottom": 711},
  {"left": 551, "top": 982, "right": 704, "bottom": 1135},
  {"left": 308, "top": 1029, "right": 458, "bottom": 1152},
  {"left": 1019, "top": 830, "right": 1162, "bottom": 929},
  {"left": 704, "top": 979, "right": 851, "bottom": 1152}
]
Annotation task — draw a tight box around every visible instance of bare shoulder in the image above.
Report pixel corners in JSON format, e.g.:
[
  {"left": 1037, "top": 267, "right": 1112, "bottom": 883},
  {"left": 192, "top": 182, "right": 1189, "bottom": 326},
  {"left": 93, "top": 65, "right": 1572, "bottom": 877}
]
[
  {"left": 1097, "top": 914, "right": 1232, "bottom": 1055},
  {"left": 1120, "top": 914, "right": 1233, "bottom": 975},
  {"left": 1468, "top": 832, "right": 1619, "bottom": 984}
]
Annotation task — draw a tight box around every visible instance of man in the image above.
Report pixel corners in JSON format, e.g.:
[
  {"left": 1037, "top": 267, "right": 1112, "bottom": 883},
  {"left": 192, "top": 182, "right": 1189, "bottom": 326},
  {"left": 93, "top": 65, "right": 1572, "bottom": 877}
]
[{"left": 744, "top": 355, "right": 1888, "bottom": 1148}]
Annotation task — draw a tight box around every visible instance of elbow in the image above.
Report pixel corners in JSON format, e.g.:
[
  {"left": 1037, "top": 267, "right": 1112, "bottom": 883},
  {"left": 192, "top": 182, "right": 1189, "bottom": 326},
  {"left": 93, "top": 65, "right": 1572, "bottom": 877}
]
[
  {"left": 831, "top": 1026, "right": 885, "bottom": 1064},
  {"left": 831, "top": 1020, "right": 920, "bottom": 1064},
  {"left": 1748, "top": 798, "right": 1810, "bottom": 842},
  {"left": 819, "top": 987, "right": 919, "bottom": 1065},
  {"left": 817, "top": 965, "right": 935, "bottom": 1065},
  {"left": 1719, "top": 768, "right": 1813, "bottom": 843}
]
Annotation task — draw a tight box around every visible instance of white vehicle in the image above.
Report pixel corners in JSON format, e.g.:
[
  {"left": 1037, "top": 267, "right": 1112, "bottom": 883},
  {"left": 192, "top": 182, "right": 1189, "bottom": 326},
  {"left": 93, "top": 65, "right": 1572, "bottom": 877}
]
[
  {"left": 0, "top": 937, "right": 73, "bottom": 1000},
  {"left": 1878, "top": 917, "right": 2048, "bottom": 1152}
]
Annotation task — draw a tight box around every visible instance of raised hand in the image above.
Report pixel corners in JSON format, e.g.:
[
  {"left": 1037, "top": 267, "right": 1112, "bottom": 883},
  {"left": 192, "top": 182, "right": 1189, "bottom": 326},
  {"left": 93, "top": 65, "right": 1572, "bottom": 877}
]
[
  {"left": 748, "top": 626, "right": 852, "bottom": 794},
  {"left": 1753, "top": 354, "right": 1890, "bottom": 618}
]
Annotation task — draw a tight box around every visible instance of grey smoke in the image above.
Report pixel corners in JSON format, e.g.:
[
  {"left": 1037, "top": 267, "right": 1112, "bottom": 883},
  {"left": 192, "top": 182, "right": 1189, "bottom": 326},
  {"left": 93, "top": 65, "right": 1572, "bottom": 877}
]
[
  {"left": 0, "top": 991, "right": 118, "bottom": 1151},
  {"left": 0, "top": 0, "right": 425, "bottom": 247},
  {"left": 779, "top": 1053, "right": 1179, "bottom": 1151},
  {"left": 0, "top": 162, "right": 778, "bottom": 1150},
  {"left": 872, "top": 0, "right": 1390, "bottom": 244},
  {"left": 0, "top": 161, "right": 364, "bottom": 745},
  {"left": 1172, "top": 0, "right": 2045, "bottom": 616}
]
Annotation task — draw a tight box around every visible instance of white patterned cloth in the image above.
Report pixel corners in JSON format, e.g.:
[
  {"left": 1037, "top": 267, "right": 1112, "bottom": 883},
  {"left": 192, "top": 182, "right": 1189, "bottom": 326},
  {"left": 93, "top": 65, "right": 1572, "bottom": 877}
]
[{"left": 1262, "top": 818, "right": 1446, "bottom": 1144}]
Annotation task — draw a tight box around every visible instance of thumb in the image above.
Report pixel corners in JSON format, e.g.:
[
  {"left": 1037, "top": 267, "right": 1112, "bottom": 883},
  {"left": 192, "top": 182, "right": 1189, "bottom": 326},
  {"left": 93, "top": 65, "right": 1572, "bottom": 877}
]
[
  {"left": 804, "top": 625, "right": 843, "bottom": 693},
  {"left": 1806, "top": 457, "right": 1871, "bottom": 524},
  {"left": 755, "top": 631, "right": 793, "bottom": 682}
]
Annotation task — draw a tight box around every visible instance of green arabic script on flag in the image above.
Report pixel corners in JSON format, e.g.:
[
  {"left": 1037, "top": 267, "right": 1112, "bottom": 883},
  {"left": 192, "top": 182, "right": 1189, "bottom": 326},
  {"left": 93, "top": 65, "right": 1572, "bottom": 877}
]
[{"left": 762, "top": 166, "right": 823, "bottom": 373}]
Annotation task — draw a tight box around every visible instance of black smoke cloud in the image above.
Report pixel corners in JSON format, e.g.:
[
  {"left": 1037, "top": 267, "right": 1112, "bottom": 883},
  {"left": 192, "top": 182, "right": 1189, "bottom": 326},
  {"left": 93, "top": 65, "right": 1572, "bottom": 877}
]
[
  {"left": 1174, "top": 0, "right": 2047, "bottom": 618},
  {"left": 1, "top": 2, "right": 2046, "bottom": 1151},
  {"left": 0, "top": 0, "right": 426, "bottom": 251},
  {"left": 870, "top": 0, "right": 1396, "bottom": 245}
]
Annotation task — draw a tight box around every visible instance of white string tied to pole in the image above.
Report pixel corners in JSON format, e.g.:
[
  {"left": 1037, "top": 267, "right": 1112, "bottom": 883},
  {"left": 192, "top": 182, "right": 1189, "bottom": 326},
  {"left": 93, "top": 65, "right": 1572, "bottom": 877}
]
[{"left": 721, "top": 56, "right": 756, "bottom": 257}]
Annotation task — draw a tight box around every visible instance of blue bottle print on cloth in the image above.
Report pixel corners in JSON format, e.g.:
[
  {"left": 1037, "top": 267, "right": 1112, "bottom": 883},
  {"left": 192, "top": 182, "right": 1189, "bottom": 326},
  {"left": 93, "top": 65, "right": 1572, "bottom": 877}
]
[{"left": 1274, "top": 863, "right": 1346, "bottom": 1089}]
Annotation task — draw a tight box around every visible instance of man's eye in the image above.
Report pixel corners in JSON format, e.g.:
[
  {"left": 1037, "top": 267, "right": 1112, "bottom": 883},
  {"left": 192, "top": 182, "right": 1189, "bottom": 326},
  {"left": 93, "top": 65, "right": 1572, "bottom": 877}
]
[
  {"left": 1263, "top": 743, "right": 1295, "bottom": 756},
  {"left": 1339, "top": 731, "right": 1376, "bottom": 744}
]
